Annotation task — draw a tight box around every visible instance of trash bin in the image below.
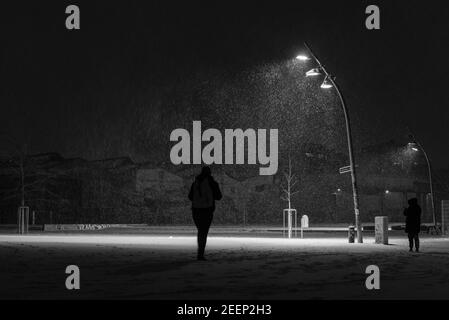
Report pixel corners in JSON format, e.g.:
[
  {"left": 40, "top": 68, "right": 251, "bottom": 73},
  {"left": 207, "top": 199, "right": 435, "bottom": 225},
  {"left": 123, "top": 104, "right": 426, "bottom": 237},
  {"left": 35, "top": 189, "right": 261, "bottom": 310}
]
[{"left": 348, "top": 225, "right": 355, "bottom": 243}]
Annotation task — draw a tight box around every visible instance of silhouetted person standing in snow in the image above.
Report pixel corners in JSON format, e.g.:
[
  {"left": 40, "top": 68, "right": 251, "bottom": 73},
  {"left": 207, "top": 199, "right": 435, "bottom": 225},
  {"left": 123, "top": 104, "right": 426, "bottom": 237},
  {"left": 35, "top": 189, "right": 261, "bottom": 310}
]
[
  {"left": 188, "top": 166, "right": 222, "bottom": 260},
  {"left": 404, "top": 198, "right": 421, "bottom": 252}
]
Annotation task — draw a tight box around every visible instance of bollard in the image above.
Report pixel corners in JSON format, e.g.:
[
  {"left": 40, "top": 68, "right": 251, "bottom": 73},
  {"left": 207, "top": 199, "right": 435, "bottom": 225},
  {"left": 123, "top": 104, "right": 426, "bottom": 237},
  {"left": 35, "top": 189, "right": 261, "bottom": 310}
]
[
  {"left": 348, "top": 225, "right": 355, "bottom": 243},
  {"left": 375, "top": 216, "right": 389, "bottom": 244}
]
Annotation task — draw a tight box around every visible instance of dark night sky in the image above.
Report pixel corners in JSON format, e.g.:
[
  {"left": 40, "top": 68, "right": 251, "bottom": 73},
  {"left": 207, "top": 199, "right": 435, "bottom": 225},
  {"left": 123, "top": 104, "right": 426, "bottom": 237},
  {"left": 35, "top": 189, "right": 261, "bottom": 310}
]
[{"left": 1, "top": 1, "right": 449, "bottom": 168}]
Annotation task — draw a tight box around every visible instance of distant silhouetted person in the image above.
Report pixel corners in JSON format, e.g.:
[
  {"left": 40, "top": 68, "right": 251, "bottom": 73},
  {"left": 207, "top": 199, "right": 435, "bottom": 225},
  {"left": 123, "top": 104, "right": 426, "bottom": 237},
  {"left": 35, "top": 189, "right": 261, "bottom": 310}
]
[
  {"left": 188, "top": 166, "right": 222, "bottom": 260},
  {"left": 403, "top": 198, "right": 421, "bottom": 252}
]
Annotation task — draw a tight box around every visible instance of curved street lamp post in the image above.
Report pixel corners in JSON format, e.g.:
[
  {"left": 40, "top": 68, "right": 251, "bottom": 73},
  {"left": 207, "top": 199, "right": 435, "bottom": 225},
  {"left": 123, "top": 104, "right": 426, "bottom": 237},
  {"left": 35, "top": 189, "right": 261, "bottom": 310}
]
[
  {"left": 408, "top": 134, "right": 437, "bottom": 230},
  {"left": 297, "top": 42, "right": 363, "bottom": 243}
]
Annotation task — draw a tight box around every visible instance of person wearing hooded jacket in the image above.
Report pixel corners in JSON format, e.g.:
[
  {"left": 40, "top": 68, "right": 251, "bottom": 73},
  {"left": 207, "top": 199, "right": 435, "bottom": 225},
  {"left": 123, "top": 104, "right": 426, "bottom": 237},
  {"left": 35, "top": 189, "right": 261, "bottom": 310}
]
[
  {"left": 403, "top": 197, "right": 422, "bottom": 252},
  {"left": 188, "top": 166, "right": 222, "bottom": 260}
]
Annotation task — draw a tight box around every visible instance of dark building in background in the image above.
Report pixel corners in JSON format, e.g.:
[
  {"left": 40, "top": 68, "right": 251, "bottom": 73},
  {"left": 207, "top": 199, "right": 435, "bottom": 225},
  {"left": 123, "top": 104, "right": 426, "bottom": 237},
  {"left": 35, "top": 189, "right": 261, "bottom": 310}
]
[{"left": 0, "top": 140, "right": 447, "bottom": 226}]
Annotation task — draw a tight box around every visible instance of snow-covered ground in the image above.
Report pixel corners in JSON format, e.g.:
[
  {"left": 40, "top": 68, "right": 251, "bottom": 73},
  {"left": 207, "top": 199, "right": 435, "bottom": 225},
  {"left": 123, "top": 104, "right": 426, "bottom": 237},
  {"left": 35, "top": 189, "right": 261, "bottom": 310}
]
[{"left": 0, "top": 233, "right": 448, "bottom": 299}]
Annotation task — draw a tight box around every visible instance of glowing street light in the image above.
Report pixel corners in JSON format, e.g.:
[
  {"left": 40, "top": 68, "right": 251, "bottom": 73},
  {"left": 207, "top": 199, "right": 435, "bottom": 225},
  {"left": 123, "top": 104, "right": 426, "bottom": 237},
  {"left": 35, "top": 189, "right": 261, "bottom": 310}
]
[
  {"left": 297, "top": 42, "right": 363, "bottom": 243},
  {"left": 320, "top": 77, "right": 333, "bottom": 89},
  {"left": 296, "top": 55, "right": 310, "bottom": 61},
  {"left": 306, "top": 68, "right": 322, "bottom": 77}
]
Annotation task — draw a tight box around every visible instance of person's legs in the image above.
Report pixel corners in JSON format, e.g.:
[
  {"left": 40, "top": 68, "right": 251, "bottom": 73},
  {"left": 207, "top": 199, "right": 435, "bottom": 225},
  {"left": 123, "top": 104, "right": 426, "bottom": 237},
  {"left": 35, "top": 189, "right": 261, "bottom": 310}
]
[
  {"left": 192, "top": 209, "right": 202, "bottom": 257},
  {"left": 407, "top": 233, "right": 414, "bottom": 251},
  {"left": 192, "top": 208, "right": 214, "bottom": 259},
  {"left": 197, "top": 210, "right": 214, "bottom": 259},
  {"left": 414, "top": 233, "right": 420, "bottom": 252}
]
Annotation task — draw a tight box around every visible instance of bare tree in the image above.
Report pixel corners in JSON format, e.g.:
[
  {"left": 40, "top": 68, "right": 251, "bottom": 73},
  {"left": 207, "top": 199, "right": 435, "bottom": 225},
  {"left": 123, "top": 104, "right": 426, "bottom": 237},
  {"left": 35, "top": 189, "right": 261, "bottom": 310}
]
[
  {"left": 0, "top": 133, "right": 27, "bottom": 206},
  {"left": 280, "top": 154, "right": 299, "bottom": 211}
]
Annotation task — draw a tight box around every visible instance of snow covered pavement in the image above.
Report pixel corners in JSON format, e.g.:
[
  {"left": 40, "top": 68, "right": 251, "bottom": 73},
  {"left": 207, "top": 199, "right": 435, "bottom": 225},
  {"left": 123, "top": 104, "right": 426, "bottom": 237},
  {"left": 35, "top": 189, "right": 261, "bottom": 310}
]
[{"left": 0, "top": 234, "right": 448, "bottom": 299}]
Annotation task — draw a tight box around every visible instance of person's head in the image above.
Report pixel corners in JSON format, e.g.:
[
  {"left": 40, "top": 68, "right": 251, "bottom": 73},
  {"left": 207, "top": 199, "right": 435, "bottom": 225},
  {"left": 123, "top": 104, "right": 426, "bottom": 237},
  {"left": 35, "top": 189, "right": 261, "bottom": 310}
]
[
  {"left": 408, "top": 198, "right": 418, "bottom": 206},
  {"left": 199, "top": 166, "right": 211, "bottom": 177}
]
